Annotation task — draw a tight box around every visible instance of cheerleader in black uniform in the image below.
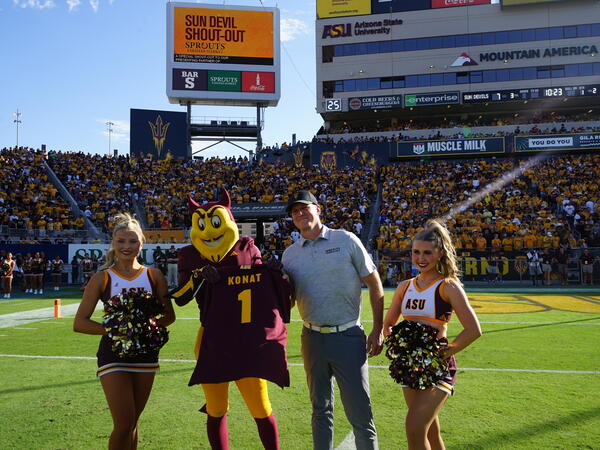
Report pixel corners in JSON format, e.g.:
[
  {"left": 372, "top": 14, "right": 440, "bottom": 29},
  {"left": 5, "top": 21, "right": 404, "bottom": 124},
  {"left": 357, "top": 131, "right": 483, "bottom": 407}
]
[
  {"left": 383, "top": 220, "right": 482, "bottom": 450},
  {"left": 50, "top": 255, "right": 64, "bottom": 291},
  {"left": 31, "top": 252, "right": 45, "bottom": 295},
  {"left": 74, "top": 213, "right": 175, "bottom": 450},
  {"left": 2, "top": 252, "right": 15, "bottom": 298},
  {"left": 81, "top": 253, "right": 94, "bottom": 289},
  {"left": 22, "top": 253, "right": 33, "bottom": 293}
]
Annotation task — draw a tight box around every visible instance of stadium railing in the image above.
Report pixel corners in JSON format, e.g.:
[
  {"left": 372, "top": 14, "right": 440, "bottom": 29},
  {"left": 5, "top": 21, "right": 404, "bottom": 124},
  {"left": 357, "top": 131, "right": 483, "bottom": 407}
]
[{"left": 0, "top": 227, "right": 97, "bottom": 244}]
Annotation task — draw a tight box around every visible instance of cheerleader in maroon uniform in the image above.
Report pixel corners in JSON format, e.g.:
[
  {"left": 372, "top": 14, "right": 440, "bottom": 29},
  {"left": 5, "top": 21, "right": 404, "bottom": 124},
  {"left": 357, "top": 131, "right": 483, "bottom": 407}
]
[
  {"left": 383, "top": 220, "right": 482, "bottom": 450},
  {"left": 74, "top": 213, "right": 175, "bottom": 450}
]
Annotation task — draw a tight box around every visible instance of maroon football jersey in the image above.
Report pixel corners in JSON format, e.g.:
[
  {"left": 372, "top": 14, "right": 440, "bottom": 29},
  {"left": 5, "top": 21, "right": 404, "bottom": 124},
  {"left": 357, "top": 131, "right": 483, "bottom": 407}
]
[{"left": 189, "top": 265, "right": 291, "bottom": 388}]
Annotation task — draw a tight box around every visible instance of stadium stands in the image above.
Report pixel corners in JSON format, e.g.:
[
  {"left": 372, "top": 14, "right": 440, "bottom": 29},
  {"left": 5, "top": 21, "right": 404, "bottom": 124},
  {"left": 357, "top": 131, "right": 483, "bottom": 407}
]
[
  {"left": 0, "top": 147, "right": 83, "bottom": 243},
  {"left": 2, "top": 144, "right": 599, "bottom": 286}
]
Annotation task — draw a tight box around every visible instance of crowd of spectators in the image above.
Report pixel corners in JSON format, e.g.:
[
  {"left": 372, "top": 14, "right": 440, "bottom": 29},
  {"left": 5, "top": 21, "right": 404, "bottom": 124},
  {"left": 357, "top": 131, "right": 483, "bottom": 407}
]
[
  {"left": 137, "top": 157, "right": 377, "bottom": 252},
  {"left": 5, "top": 144, "right": 600, "bottom": 284},
  {"left": 0, "top": 147, "right": 81, "bottom": 242},
  {"left": 47, "top": 151, "right": 144, "bottom": 233},
  {"left": 375, "top": 153, "right": 600, "bottom": 274},
  {"left": 47, "top": 150, "right": 377, "bottom": 248}
]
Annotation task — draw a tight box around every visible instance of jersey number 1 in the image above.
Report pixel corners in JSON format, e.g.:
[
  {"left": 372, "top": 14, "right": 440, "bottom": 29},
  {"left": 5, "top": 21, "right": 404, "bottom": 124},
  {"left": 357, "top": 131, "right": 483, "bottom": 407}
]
[{"left": 238, "top": 289, "right": 251, "bottom": 323}]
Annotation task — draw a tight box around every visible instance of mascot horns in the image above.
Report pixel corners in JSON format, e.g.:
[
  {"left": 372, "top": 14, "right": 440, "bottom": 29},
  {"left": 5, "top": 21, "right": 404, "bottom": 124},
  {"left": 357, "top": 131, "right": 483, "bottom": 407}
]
[{"left": 188, "top": 188, "right": 233, "bottom": 219}]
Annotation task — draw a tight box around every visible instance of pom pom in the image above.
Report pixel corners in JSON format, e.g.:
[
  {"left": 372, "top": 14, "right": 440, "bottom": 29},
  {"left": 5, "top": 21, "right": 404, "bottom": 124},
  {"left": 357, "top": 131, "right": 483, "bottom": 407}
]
[
  {"left": 0, "top": 262, "right": 10, "bottom": 277},
  {"left": 384, "top": 320, "right": 449, "bottom": 390},
  {"left": 102, "top": 290, "right": 169, "bottom": 358}
]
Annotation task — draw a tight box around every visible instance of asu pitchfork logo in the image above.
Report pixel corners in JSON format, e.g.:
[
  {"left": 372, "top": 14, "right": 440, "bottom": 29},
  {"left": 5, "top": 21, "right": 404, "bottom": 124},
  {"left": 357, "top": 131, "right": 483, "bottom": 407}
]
[{"left": 148, "top": 115, "right": 170, "bottom": 157}]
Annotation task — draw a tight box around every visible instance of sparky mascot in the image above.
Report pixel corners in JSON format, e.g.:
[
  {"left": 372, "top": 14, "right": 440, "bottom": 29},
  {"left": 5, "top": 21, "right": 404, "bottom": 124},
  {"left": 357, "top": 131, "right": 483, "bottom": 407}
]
[{"left": 171, "top": 188, "right": 290, "bottom": 450}]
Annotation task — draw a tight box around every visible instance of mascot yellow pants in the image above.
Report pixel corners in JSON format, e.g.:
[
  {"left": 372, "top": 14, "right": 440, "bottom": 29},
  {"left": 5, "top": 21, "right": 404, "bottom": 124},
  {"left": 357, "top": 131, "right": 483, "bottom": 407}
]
[{"left": 194, "top": 327, "right": 273, "bottom": 419}]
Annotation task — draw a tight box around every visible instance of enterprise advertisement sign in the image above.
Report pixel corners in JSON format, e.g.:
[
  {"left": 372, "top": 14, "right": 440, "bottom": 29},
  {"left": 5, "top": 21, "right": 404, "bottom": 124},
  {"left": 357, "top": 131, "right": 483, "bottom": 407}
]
[
  {"left": 404, "top": 92, "right": 460, "bottom": 107},
  {"left": 167, "top": 3, "right": 281, "bottom": 106},
  {"left": 514, "top": 134, "right": 600, "bottom": 152},
  {"left": 397, "top": 137, "right": 505, "bottom": 157}
]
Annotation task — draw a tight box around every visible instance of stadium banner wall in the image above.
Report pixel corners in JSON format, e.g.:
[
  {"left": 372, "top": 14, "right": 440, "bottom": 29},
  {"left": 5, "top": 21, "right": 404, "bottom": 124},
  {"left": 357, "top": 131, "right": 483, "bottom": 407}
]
[
  {"left": 382, "top": 251, "right": 555, "bottom": 281},
  {"left": 310, "top": 141, "right": 392, "bottom": 168},
  {"left": 396, "top": 137, "right": 505, "bottom": 158},
  {"left": 166, "top": 3, "right": 281, "bottom": 106},
  {"left": 513, "top": 133, "right": 600, "bottom": 152},
  {"left": 143, "top": 230, "right": 185, "bottom": 243},
  {"left": 317, "top": 0, "right": 371, "bottom": 18},
  {"left": 432, "top": 0, "right": 491, "bottom": 7},
  {"left": 371, "top": 0, "right": 431, "bottom": 13},
  {"left": 0, "top": 244, "right": 68, "bottom": 262},
  {"left": 130, "top": 108, "right": 188, "bottom": 159},
  {"left": 68, "top": 243, "right": 188, "bottom": 266},
  {"left": 231, "top": 203, "right": 287, "bottom": 219}
]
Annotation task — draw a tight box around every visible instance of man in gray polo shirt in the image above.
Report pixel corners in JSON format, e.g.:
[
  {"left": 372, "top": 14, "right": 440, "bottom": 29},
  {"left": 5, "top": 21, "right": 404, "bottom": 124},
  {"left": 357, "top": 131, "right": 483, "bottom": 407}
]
[{"left": 282, "top": 190, "right": 384, "bottom": 450}]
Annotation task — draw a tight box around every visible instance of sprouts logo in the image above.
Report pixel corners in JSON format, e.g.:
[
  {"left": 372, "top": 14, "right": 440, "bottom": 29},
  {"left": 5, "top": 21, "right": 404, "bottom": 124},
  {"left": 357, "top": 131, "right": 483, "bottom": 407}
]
[{"left": 412, "top": 143, "right": 426, "bottom": 155}]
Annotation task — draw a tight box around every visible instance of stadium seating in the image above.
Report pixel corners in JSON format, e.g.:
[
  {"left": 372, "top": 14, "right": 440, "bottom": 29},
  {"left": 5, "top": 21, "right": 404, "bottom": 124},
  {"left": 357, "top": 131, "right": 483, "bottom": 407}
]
[
  {"left": 0, "top": 147, "right": 81, "bottom": 243},
  {"left": 2, "top": 146, "right": 598, "bottom": 266}
]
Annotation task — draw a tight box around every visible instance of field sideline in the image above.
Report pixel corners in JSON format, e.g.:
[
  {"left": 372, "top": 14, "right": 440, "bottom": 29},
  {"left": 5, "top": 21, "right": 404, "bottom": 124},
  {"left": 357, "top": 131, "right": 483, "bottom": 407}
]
[{"left": 1, "top": 288, "right": 599, "bottom": 449}]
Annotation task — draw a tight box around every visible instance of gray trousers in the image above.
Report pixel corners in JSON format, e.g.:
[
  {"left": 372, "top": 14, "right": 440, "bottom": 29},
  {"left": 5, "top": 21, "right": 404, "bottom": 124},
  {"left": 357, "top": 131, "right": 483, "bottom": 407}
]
[{"left": 301, "top": 325, "right": 378, "bottom": 450}]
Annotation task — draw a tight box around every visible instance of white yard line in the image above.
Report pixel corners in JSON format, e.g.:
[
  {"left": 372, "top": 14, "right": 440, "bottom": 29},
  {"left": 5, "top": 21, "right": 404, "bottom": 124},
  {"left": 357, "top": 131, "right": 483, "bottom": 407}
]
[
  {"left": 0, "top": 354, "right": 598, "bottom": 374},
  {"left": 0, "top": 303, "right": 101, "bottom": 329},
  {"left": 335, "top": 432, "right": 356, "bottom": 450},
  {"left": 175, "top": 317, "right": 600, "bottom": 326}
]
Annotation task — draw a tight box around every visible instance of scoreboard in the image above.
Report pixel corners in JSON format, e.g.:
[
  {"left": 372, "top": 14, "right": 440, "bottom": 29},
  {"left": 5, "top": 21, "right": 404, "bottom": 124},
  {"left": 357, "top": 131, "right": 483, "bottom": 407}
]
[{"left": 462, "top": 84, "right": 600, "bottom": 103}]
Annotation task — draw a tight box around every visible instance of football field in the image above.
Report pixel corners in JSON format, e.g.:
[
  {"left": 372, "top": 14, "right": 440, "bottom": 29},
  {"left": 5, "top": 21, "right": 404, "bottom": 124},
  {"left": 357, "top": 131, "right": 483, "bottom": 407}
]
[{"left": 1, "top": 287, "right": 599, "bottom": 449}]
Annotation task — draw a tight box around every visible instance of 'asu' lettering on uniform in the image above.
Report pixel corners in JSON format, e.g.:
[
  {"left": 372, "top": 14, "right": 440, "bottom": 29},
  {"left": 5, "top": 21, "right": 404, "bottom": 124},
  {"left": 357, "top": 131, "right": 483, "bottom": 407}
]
[
  {"left": 405, "top": 298, "right": 426, "bottom": 311},
  {"left": 398, "top": 277, "right": 452, "bottom": 324},
  {"left": 189, "top": 265, "right": 292, "bottom": 388}
]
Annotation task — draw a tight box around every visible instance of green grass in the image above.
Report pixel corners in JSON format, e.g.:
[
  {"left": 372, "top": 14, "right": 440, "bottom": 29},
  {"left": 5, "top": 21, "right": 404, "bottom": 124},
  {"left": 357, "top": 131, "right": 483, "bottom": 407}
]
[{"left": 1, "top": 289, "right": 599, "bottom": 449}]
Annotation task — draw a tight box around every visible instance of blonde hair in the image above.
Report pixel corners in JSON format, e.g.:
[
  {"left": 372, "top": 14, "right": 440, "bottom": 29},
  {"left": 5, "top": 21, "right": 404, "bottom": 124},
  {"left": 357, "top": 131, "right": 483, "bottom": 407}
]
[
  {"left": 413, "top": 219, "right": 462, "bottom": 283},
  {"left": 100, "top": 213, "right": 145, "bottom": 269}
]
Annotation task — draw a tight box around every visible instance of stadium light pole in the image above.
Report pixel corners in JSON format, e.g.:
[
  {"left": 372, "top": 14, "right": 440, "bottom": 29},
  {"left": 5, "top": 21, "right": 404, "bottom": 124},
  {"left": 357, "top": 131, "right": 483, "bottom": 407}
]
[
  {"left": 106, "top": 121, "right": 114, "bottom": 157},
  {"left": 13, "top": 109, "right": 22, "bottom": 149}
]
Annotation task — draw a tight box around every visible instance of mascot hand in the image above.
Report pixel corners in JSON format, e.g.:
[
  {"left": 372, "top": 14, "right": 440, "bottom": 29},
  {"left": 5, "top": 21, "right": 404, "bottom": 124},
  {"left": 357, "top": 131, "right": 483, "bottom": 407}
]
[
  {"left": 169, "top": 271, "right": 204, "bottom": 306},
  {"left": 264, "top": 257, "right": 283, "bottom": 273},
  {"left": 196, "top": 265, "right": 220, "bottom": 283}
]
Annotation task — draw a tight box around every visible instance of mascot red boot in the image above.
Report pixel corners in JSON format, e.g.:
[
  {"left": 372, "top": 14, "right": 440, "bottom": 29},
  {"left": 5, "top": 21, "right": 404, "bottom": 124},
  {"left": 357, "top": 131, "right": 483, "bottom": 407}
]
[{"left": 171, "top": 188, "right": 290, "bottom": 450}]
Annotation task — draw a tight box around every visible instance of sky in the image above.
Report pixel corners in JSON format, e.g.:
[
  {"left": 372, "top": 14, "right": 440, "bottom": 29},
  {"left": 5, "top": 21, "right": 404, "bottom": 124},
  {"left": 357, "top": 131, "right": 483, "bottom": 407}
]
[{"left": 0, "top": 0, "right": 321, "bottom": 158}]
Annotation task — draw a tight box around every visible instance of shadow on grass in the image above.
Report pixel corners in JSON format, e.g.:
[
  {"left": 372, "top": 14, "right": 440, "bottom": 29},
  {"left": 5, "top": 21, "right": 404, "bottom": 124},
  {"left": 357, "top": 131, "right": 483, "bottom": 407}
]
[
  {"left": 454, "top": 405, "right": 600, "bottom": 449},
  {"left": 0, "top": 366, "right": 193, "bottom": 396},
  {"left": 483, "top": 316, "right": 600, "bottom": 335}
]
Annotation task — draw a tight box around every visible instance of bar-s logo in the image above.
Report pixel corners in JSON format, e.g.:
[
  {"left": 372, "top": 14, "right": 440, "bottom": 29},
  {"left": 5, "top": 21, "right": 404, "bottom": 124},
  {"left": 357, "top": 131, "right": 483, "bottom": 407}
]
[{"left": 322, "top": 23, "right": 352, "bottom": 38}]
